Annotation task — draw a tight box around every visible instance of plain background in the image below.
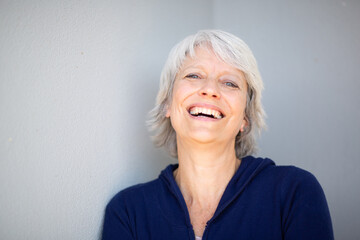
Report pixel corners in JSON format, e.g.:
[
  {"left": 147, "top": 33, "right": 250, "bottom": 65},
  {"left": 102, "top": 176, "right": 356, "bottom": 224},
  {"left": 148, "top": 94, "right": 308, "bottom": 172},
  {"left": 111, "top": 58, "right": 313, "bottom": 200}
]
[{"left": 1, "top": 0, "right": 359, "bottom": 239}]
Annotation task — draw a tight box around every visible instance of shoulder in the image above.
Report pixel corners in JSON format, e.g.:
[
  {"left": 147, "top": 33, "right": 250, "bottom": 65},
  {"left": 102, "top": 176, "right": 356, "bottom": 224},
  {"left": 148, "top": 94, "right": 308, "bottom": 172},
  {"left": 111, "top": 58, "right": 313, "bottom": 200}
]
[
  {"left": 284, "top": 165, "right": 317, "bottom": 181},
  {"left": 106, "top": 178, "right": 161, "bottom": 212},
  {"left": 247, "top": 156, "right": 321, "bottom": 190},
  {"left": 256, "top": 161, "right": 334, "bottom": 238},
  {"left": 273, "top": 165, "right": 326, "bottom": 205},
  {"left": 264, "top": 166, "right": 334, "bottom": 239},
  {"left": 103, "top": 178, "right": 164, "bottom": 239},
  {"left": 257, "top": 160, "right": 322, "bottom": 190},
  {"left": 105, "top": 164, "right": 177, "bottom": 218},
  {"left": 247, "top": 156, "right": 327, "bottom": 206},
  {"left": 270, "top": 165, "right": 324, "bottom": 196},
  {"left": 103, "top": 179, "right": 162, "bottom": 234}
]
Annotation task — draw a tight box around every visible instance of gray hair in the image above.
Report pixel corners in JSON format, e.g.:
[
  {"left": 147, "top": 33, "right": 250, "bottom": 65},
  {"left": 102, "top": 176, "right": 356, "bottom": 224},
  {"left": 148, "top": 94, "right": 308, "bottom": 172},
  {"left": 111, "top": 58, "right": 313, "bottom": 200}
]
[{"left": 147, "top": 30, "right": 266, "bottom": 159}]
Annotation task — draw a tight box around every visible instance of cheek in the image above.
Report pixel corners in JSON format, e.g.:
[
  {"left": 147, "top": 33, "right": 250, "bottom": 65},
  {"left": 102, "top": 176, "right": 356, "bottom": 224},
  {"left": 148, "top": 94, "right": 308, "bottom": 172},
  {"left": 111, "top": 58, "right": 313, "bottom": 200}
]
[
  {"left": 166, "top": 88, "right": 186, "bottom": 117},
  {"left": 231, "top": 93, "right": 247, "bottom": 111},
  {"left": 172, "top": 83, "right": 195, "bottom": 105},
  {"left": 228, "top": 94, "right": 247, "bottom": 127}
]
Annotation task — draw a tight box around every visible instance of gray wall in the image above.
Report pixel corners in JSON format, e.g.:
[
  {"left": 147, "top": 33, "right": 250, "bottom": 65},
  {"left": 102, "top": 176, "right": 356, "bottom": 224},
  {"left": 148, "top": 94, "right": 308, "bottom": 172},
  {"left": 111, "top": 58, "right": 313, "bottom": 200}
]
[
  {"left": 0, "top": 1, "right": 212, "bottom": 239},
  {"left": 0, "top": 0, "right": 359, "bottom": 239}
]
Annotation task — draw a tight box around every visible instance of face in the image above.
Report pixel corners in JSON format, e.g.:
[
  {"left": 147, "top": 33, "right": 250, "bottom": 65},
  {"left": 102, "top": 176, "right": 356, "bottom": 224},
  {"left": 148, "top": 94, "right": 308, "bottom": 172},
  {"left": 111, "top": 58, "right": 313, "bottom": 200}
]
[{"left": 166, "top": 47, "right": 248, "bottom": 145}]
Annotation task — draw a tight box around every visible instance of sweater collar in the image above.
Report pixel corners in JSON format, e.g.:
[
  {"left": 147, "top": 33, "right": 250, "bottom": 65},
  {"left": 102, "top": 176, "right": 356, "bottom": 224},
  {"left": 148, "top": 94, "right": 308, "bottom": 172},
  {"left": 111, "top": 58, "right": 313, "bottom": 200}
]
[{"left": 159, "top": 156, "right": 275, "bottom": 223}]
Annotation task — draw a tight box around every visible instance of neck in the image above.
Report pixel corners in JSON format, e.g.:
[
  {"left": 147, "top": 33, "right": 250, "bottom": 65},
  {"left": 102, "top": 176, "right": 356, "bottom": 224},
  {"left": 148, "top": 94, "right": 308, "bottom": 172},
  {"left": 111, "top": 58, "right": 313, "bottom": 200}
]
[{"left": 174, "top": 137, "right": 241, "bottom": 207}]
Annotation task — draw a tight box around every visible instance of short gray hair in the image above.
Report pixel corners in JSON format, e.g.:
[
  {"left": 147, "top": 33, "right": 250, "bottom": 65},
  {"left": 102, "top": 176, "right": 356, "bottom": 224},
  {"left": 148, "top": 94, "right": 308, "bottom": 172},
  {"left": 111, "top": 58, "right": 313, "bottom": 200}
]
[{"left": 147, "top": 30, "right": 266, "bottom": 159}]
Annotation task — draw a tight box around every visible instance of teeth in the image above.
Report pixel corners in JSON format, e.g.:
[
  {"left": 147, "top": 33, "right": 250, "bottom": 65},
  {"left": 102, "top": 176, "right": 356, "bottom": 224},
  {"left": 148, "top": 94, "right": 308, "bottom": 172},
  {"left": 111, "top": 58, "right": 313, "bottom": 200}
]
[
  {"left": 189, "top": 107, "right": 223, "bottom": 119},
  {"left": 190, "top": 108, "right": 197, "bottom": 115}
]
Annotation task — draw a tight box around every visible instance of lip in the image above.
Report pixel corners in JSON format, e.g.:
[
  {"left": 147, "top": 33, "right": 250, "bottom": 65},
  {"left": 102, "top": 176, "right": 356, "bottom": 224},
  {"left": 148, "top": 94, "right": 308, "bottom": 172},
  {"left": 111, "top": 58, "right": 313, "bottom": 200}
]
[{"left": 186, "top": 103, "right": 225, "bottom": 121}]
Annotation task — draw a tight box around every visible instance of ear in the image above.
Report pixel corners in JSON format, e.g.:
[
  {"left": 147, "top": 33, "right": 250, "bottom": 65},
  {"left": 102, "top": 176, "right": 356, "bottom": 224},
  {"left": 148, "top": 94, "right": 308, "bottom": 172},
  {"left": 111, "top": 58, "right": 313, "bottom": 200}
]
[
  {"left": 240, "top": 117, "right": 249, "bottom": 132},
  {"left": 165, "top": 104, "right": 171, "bottom": 118}
]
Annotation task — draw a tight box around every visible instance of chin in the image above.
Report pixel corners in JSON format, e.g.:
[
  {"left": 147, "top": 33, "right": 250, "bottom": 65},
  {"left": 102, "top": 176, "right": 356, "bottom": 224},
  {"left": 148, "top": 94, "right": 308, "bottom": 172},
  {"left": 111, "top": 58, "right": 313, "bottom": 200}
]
[{"left": 187, "top": 132, "right": 220, "bottom": 144}]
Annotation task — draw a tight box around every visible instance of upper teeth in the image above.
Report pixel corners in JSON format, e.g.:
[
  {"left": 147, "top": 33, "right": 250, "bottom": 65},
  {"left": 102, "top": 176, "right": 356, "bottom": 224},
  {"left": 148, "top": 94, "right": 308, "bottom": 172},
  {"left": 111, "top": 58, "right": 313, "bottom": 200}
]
[{"left": 189, "top": 107, "right": 223, "bottom": 119}]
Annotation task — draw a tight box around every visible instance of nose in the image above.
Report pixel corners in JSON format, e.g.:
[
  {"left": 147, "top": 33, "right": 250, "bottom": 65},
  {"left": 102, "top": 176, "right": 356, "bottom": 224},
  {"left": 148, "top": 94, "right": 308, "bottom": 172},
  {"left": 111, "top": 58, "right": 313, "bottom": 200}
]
[{"left": 198, "top": 78, "right": 221, "bottom": 99}]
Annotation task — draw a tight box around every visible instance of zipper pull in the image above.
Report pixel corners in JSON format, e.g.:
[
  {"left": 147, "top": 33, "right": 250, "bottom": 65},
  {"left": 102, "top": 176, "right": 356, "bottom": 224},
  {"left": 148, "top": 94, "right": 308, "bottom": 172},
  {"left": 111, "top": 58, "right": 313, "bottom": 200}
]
[{"left": 202, "top": 221, "right": 210, "bottom": 239}]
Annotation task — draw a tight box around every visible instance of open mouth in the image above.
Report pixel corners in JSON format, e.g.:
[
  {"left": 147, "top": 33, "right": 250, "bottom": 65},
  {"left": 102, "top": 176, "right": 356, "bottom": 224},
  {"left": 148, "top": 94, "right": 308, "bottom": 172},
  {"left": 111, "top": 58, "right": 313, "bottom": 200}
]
[{"left": 188, "top": 106, "right": 224, "bottom": 119}]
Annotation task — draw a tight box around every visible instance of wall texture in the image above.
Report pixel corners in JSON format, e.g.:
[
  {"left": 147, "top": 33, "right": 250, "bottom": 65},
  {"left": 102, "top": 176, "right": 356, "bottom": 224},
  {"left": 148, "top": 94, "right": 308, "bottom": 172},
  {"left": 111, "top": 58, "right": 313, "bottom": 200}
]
[
  {"left": 1, "top": 0, "right": 359, "bottom": 239},
  {"left": 0, "top": 1, "right": 212, "bottom": 239}
]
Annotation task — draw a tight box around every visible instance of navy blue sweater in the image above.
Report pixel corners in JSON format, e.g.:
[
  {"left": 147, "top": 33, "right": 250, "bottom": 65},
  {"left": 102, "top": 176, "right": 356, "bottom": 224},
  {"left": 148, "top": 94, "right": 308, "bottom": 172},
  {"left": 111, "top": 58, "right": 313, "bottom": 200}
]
[{"left": 102, "top": 156, "right": 333, "bottom": 239}]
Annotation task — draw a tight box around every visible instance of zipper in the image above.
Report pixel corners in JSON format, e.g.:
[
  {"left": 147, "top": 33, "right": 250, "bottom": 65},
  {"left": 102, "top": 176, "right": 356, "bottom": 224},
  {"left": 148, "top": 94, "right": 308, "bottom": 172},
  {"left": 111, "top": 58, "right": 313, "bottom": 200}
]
[
  {"left": 160, "top": 158, "right": 269, "bottom": 239},
  {"left": 201, "top": 160, "right": 266, "bottom": 239},
  {"left": 201, "top": 221, "right": 210, "bottom": 239}
]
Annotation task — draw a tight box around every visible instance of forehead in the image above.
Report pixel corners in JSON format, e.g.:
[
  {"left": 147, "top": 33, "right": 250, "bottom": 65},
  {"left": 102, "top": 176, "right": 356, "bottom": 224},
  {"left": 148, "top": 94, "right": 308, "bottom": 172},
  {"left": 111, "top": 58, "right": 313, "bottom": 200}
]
[
  {"left": 177, "top": 47, "right": 246, "bottom": 81},
  {"left": 180, "top": 46, "right": 242, "bottom": 73}
]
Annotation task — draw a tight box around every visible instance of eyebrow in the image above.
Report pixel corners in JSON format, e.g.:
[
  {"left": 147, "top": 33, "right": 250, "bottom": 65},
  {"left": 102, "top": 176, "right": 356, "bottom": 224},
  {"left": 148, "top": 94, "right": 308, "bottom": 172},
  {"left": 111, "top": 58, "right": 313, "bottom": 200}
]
[{"left": 180, "top": 64, "right": 205, "bottom": 71}]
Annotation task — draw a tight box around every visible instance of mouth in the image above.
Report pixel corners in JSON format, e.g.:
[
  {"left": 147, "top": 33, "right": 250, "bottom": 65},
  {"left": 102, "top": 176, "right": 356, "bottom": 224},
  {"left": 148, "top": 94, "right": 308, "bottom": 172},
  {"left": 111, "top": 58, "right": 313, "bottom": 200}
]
[{"left": 187, "top": 106, "right": 224, "bottom": 119}]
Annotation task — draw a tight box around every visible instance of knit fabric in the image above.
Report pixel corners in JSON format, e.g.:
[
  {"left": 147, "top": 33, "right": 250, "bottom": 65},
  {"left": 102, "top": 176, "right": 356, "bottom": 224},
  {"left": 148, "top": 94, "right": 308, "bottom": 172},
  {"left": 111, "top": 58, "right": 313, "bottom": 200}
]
[{"left": 102, "top": 156, "right": 333, "bottom": 240}]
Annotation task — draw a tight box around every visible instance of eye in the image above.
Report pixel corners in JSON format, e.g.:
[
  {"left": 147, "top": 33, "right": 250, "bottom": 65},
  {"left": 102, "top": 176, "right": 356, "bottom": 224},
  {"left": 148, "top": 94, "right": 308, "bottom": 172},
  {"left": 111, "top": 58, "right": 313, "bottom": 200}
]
[
  {"left": 185, "top": 74, "right": 201, "bottom": 79},
  {"left": 224, "top": 81, "right": 239, "bottom": 88}
]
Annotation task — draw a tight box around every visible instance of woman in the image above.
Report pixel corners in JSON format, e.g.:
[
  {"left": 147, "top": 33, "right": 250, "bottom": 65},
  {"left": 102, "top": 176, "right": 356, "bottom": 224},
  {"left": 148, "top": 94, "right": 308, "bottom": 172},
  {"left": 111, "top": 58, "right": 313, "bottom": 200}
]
[{"left": 102, "top": 30, "right": 333, "bottom": 240}]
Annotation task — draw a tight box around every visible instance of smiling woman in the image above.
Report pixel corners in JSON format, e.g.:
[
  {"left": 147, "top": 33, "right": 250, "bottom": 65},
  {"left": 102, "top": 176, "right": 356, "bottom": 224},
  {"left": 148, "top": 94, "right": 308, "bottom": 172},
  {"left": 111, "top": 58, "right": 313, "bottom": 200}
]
[
  {"left": 148, "top": 31, "right": 266, "bottom": 160},
  {"left": 102, "top": 30, "right": 334, "bottom": 240},
  {"left": 166, "top": 47, "right": 249, "bottom": 157}
]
